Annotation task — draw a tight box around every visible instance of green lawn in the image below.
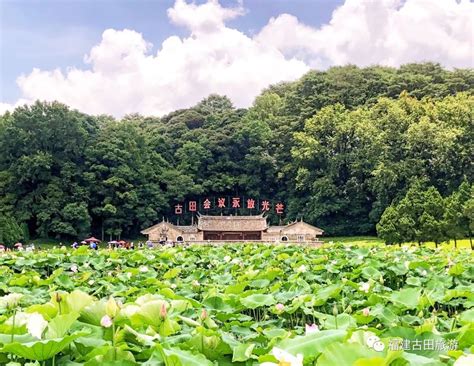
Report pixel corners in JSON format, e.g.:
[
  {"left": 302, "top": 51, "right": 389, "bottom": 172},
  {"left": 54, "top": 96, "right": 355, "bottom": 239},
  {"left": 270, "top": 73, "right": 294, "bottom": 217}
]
[{"left": 324, "top": 236, "right": 473, "bottom": 249}]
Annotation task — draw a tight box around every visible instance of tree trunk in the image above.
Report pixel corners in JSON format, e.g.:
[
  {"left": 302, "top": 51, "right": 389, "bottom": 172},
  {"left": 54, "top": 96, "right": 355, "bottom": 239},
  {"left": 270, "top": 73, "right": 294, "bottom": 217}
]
[
  {"left": 454, "top": 238, "right": 457, "bottom": 249},
  {"left": 435, "top": 241, "right": 438, "bottom": 249},
  {"left": 470, "top": 234, "right": 473, "bottom": 250}
]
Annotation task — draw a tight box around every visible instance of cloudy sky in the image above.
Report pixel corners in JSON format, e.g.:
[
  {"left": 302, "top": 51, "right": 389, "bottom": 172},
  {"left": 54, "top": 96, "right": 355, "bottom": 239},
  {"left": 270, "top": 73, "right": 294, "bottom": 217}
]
[{"left": 0, "top": 0, "right": 472, "bottom": 117}]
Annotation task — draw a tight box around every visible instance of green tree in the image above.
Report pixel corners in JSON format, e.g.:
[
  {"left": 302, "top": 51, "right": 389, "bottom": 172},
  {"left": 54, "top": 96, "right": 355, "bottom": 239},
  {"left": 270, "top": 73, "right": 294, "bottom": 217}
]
[
  {"left": 418, "top": 187, "right": 446, "bottom": 247},
  {"left": 376, "top": 205, "right": 404, "bottom": 246},
  {"left": 0, "top": 214, "right": 24, "bottom": 246},
  {"left": 444, "top": 182, "right": 471, "bottom": 248},
  {"left": 0, "top": 101, "right": 97, "bottom": 239}
]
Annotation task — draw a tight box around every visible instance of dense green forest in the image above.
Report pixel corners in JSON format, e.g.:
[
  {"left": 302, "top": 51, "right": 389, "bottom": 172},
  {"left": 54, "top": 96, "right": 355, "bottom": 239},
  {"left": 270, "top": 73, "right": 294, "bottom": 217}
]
[{"left": 0, "top": 63, "right": 473, "bottom": 243}]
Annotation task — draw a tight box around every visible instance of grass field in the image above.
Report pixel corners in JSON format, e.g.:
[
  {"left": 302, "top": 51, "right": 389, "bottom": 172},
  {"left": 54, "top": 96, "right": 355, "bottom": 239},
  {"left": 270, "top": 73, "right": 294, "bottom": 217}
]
[{"left": 325, "top": 236, "right": 473, "bottom": 249}]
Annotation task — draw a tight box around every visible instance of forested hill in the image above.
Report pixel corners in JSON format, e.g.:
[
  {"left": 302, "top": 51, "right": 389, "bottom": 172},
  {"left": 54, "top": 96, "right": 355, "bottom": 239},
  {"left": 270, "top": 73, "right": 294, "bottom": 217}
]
[{"left": 0, "top": 63, "right": 473, "bottom": 242}]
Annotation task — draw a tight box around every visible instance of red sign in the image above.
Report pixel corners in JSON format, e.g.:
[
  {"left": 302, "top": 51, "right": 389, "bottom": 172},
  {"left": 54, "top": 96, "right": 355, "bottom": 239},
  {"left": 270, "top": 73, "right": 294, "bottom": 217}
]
[
  {"left": 232, "top": 197, "right": 241, "bottom": 208},
  {"left": 261, "top": 200, "right": 270, "bottom": 211},
  {"left": 173, "top": 196, "right": 285, "bottom": 215},
  {"left": 247, "top": 198, "right": 255, "bottom": 209},
  {"left": 275, "top": 202, "right": 285, "bottom": 214}
]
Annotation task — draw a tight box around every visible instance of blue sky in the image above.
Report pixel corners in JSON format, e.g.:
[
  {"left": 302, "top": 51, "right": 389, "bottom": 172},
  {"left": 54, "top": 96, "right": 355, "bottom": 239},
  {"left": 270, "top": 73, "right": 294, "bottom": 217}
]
[
  {"left": 1, "top": 0, "right": 342, "bottom": 103},
  {"left": 0, "top": 0, "right": 471, "bottom": 117}
]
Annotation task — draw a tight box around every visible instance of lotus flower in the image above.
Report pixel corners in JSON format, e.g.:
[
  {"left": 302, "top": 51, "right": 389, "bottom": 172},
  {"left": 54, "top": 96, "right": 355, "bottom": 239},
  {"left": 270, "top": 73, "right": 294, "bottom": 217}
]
[
  {"left": 260, "top": 347, "right": 303, "bottom": 366},
  {"left": 71, "top": 264, "right": 78, "bottom": 273},
  {"left": 296, "top": 265, "right": 306, "bottom": 273},
  {"left": 139, "top": 266, "right": 148, "bottom": 272},
  {"left": 359, "top": 282, "right": 370, "bottom": 293},
  {"left": 275, "top": 303, "right": 285, "bottom": 312},
  {"left": 224, "top": 255, "right": 231, "bottom": 262},
  {"left": 100, "top": 314, "right": 113, "bottom": 328},
  {"left": 362, "top": 307, "right": 370, "bottom": 316},
  {"left": 1, "top": 293, "right": 23, "bottom": 309},
  {"left": 26, "top": 313, "right": 48, "bottom": 339},
  {"left": 305, "top": 323, "right": 319, "bottom": 334}
]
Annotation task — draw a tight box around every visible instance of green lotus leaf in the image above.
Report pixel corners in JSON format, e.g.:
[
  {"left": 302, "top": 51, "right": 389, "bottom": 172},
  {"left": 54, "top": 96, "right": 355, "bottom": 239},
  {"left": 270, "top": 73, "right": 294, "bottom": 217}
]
[
  {"left": 389, "top": 288, "right": 421, "bottom": 309},
  {"left": 316, "top": 342, "right": 385, "bottom": 366},
  {"left": 240, "top": 294, "right": 276, "bottom": 309},
  {"left": 1, "top": 332, "right": 87, "bottom": 361},
  {"left": 232, "top": 343, "right": 254, "bottom": 362},
  {"left": 160, "top": 346, "right": 214, "bottom": 366},
  {"left": 276, "top": 329, "right": 347, "bottom": 358},
  {"left": 362, "top": 266, "right": 382, "bottom": 280},
  {"left": 45, "top": 312, "right": 80, "bottom": 339}
]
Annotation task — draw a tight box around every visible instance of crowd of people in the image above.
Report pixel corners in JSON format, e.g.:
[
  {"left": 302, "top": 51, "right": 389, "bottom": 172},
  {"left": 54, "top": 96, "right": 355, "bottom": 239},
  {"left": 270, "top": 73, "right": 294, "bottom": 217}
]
[{"left": 0, "top": 239, "right": 160, "bottom": 252}]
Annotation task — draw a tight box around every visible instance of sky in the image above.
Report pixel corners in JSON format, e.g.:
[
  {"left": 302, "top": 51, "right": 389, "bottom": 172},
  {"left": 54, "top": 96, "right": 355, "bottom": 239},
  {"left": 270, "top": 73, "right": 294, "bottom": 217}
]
[{"left": 0, "top": 0, "right": 472, "bottom": 117}]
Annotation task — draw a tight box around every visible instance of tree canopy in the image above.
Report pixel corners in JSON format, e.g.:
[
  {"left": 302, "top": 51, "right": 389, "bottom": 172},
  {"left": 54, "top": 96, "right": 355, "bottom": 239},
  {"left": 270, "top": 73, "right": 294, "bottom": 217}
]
[{"left": 0, "top": 63, "right": 472, "bottom": 241}]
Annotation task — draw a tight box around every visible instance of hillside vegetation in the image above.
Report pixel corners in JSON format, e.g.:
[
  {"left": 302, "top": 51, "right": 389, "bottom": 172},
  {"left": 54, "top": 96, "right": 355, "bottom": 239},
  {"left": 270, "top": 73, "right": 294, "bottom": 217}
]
[{"left": 0, "top": 63, "right": 472, "bottom": 241}]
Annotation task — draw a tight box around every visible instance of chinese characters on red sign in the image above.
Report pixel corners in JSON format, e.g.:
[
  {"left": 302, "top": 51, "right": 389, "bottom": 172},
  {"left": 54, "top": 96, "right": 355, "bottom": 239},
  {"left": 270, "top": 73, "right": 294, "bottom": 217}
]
[{"left": 174, "top": 198, "right": 284, "bottom": 215}]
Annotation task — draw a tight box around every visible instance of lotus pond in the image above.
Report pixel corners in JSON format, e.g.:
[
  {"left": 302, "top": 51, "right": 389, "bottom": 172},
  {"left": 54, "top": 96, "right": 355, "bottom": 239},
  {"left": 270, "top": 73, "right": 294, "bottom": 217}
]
[{"left": 0, "top": 244, "right": 473, "bottom": 366}]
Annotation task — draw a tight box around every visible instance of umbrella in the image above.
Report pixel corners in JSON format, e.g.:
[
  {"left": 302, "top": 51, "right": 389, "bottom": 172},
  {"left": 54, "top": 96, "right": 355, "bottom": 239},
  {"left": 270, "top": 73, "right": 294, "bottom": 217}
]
[
  {"left": 14, "top": 243, "right": 23, "bottom": 247},
  {"left": 118, "top": 240, "right": 127, "bottom": 245},
  {"left": 84, "top": 237, "right": 101, "bottom": 243},
  {"left": 80, "top": 241, "right": 87, "bottom": 244},
  {"left": 0, "top": 244, "right": 5, "bottom": 250},
  {"left": 108, "top": 240, "right": 119, "bottom": 244}
]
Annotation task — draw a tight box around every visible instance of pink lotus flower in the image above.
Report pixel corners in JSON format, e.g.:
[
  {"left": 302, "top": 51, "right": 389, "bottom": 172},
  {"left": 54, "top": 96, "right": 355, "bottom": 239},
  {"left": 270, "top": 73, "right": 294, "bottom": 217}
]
[
  {"left": 200, "top": 308, "right": 208, "bottom": 320},
  {"left": 160, "top": 303, "right": 167, "bottom": 319},
  {"left": 305, "top": 323, "right": 319, "bottom": 335},
  {"left": 71, "top": 264, "right": 78, "bottom": 273},
  {"left": 362, "top": 307, "right": 370, "bottom": 316},
  {"left": 100, "top": 315, "right": 113, "bottom": 328},
  {"left": 275, "top": 303, "right": 285, "bottom": 312}
]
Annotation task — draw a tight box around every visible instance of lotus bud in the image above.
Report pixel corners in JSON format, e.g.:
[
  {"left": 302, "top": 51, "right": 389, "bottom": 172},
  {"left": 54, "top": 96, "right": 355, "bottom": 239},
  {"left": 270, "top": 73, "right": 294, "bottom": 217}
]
[
  {"left": 160, "top": 303, "right": 167, "bottom": 319},
  {"left": 275, "top": 303, "right": 285, "bottom": 312},
  {"left": 362, "top": 307, "right": 370, "bottom": 317},
  {"left": 418, "top": 310, "right": 424, "bottom": 318},
  {"left": 379, "top": 275, "right": 384, "bottom": 284},
  {"left": 332, "top": 304, "right": 338, "bottom": 317},
  {"left": 200, "top": 308, "right": 208, "bottom": 320},
  {"left": 55, "top": 292, "right": 62, "bottom": 303},
  {"left": 106, "top": 297, "right": 119, "bottom": 318},
  {"left": 345, "top": 305, "right": 352, "bottom": 314}
]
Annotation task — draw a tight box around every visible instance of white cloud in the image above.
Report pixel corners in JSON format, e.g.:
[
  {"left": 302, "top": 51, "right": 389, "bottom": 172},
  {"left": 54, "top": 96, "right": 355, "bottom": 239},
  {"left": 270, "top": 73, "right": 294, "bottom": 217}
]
[
  {"left": 256, "top": 0, "right": 473, "bottom": 69},
  {"left": 2, "top": 0, "right": 473, "bottom": 117}
]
